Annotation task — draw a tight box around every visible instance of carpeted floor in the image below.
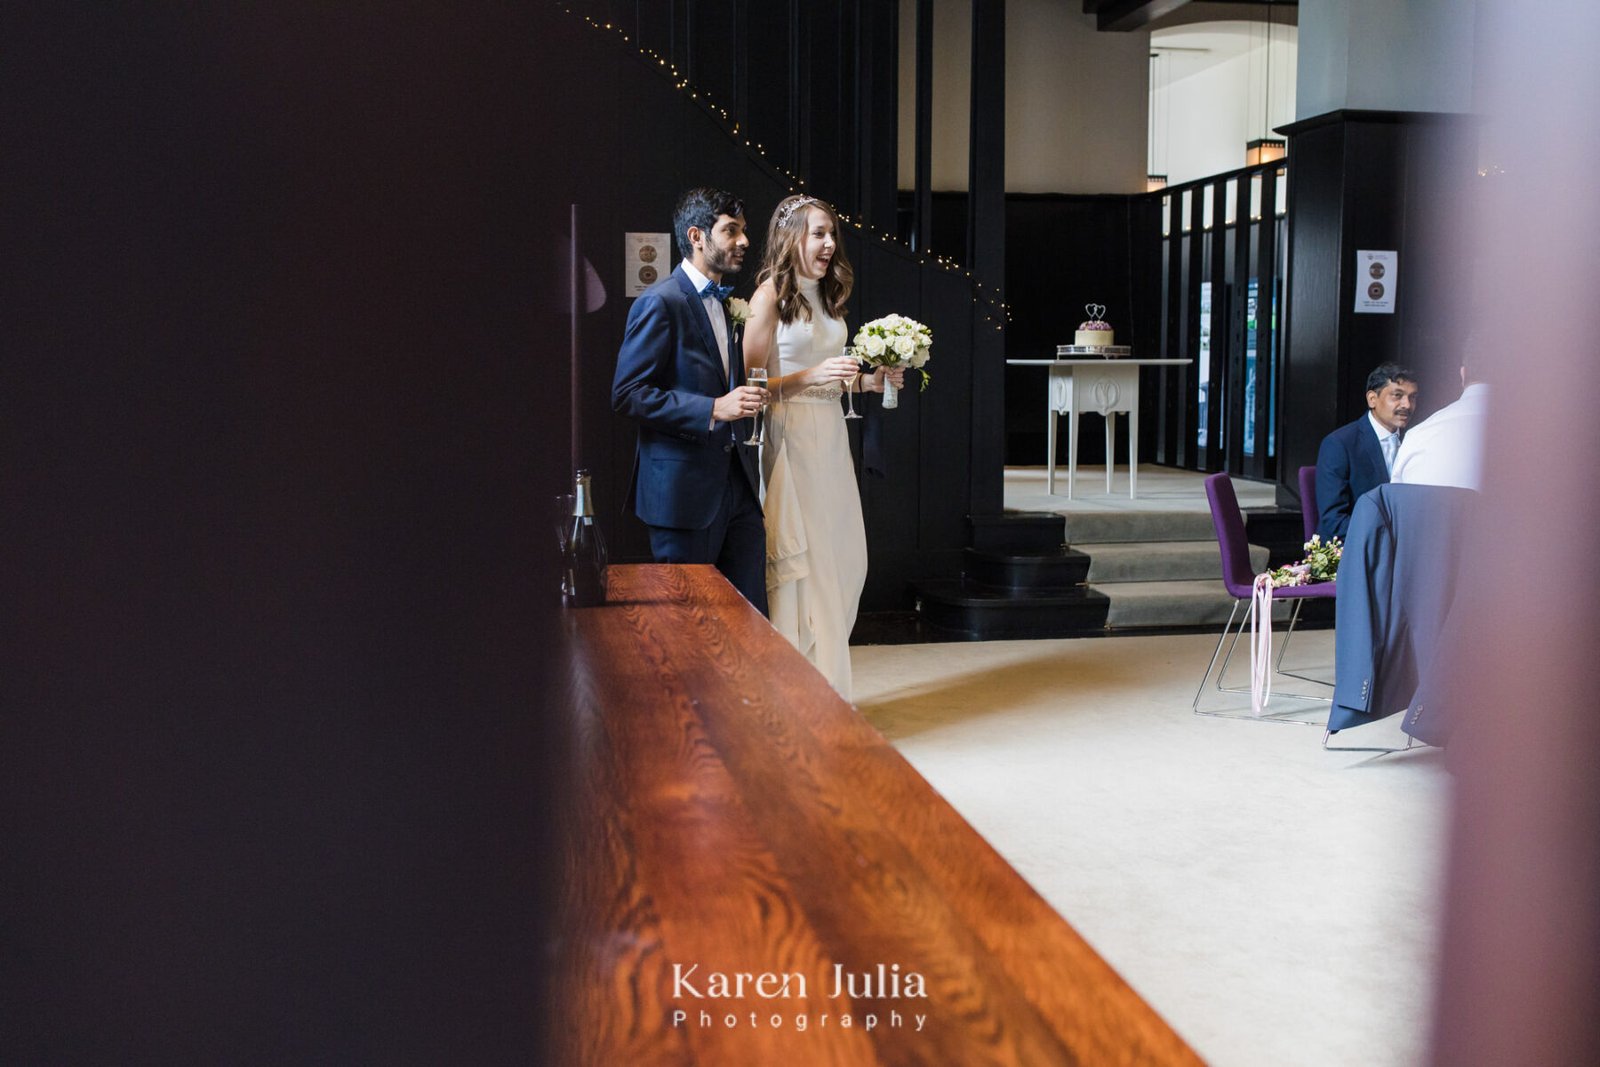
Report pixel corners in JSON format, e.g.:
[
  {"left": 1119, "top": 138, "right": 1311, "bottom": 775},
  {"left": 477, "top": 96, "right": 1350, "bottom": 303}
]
[{"left": 853, "top": 628, "right": 1449, "bottom": 1067}]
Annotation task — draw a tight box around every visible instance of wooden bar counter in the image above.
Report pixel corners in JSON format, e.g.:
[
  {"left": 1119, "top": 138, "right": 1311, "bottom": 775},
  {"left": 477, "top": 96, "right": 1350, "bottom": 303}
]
[{"left": 549, "top": 564, "right": 1200, "bottom": 1066}]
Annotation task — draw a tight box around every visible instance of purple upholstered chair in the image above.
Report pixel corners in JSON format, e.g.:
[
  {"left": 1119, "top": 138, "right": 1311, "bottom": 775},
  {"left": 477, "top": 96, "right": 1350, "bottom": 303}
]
[
  {"left": 1193, "top": 472, "right": 1338, "bottom": 721},
  {"left": 1298, "top": 465, "right": 1319, "bottom": 544}
]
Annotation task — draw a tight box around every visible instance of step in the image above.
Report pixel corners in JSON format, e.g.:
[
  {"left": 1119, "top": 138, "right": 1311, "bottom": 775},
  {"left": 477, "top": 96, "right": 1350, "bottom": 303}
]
[
  {"left": 969, "top": 511, "right": 1066, "bottom": 553},
  {"left": 912, "top": 579, "right": 1110, "bottom": 639},
  {"left": 1091, "top": 579, "right": 1293, "bottom": 630},
  {"left": 1076, "top": 541, "right": 1268, "bottom": 583},
  {"left": 1062, "top": 510, "right": 1219, "bottom": 544},
  {"left": 963, "top": 546, "right": 1091, "bottom": 590}
]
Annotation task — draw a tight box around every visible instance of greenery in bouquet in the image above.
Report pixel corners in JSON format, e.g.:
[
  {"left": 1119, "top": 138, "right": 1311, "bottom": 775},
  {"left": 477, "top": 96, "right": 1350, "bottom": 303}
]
[
  {"left": 849, "top": 314, "right": 932, "bottom": 390},
  {"left": 1265, "top": 534, "right": 1342, "bottom": 587}
]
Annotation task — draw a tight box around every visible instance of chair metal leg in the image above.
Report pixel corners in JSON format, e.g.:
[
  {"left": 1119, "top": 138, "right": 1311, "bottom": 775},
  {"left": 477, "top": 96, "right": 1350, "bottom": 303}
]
[
  {"left": 1194, "top": 599, "right": 1328, "bottom": 723},
  {"left": 1322, "top": 729, "right": 1421, "bottom": 754},
  {"left": 1273, "top": 598, "right": 1334, "bottom": 686},
  {"left": 1191, "top": 600, "right": 1243, "bottom": 713},
  {"left": 1274, "top": 598, "right": 1302, "bottom": 670}
]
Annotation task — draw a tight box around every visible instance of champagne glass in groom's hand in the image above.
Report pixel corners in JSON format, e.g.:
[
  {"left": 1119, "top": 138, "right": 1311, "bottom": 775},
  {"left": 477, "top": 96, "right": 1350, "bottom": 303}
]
[{"left": 744, "top": 366, "right": 769, "bottom": 446}]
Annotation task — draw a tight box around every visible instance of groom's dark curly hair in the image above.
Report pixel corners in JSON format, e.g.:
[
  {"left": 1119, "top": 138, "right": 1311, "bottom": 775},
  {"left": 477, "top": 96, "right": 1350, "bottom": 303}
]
[{"left": 673, "top": 187, "right": 744, "bottom": 259}]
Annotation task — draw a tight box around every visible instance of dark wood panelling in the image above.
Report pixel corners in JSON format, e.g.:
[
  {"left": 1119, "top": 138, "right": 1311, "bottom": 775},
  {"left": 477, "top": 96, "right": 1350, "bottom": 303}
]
[
  {"left": 860, "top": 0, "right": 900, "bottom": 228},
  {"left": 565, "top": 13, "right": 991, "bottom": 613},
  {"left": 1000, "top": 194, "right": 1135, "bottom": 466},
  {"left": 688, "top": 0, "right": 739, "bottom": 108},
  {"left": 913, "top": 0, "right": 935, "bottom": 254},
  {"left": 968, "top": 0, "right": 1006, "bottom": 514},
  {"left": 1277, "top": 109, "right": 1477, "bottom": 504},
  {"left": 1183, "top": 192, "right": 1205, "bottom": 468},
  {"left": 1250, "top": 167, "right": 1279, "bottom": 480},
  {"left": 745, "top": 1, "right": 794, "bottom": 174},
  {"left": 1161, "top": 199, "right": 1184, "bottom": 462},
  {"left": 1226, "top": 176, "right": 1249, "bottom": 473},
  {"left": 1280, "top": 121, "right": 1345, "bottom": 487},
  {"left": 1206, "top": 182, "right": 1227, "bottom": 468}
]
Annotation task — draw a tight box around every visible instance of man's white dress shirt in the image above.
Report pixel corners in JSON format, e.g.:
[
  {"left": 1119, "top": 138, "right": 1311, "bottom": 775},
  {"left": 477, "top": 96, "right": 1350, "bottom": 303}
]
[
  {"left": 679, "top": 258, "right": 730, "bottom": 379},
  {"left": 1391, "top": 382, "right": 1489, "bottom": 491}
]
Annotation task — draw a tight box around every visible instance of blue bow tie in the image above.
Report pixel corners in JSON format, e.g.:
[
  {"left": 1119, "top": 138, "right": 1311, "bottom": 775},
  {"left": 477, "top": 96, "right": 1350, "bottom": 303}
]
[{"left": 700, "top": 280, "right": 735, "bottom": 302}]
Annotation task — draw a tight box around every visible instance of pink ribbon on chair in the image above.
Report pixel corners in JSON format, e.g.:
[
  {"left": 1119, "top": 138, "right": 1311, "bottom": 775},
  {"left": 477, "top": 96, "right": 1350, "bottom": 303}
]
[{"left": 1250, "top": 572, "right": 1275, "bottom": 717}]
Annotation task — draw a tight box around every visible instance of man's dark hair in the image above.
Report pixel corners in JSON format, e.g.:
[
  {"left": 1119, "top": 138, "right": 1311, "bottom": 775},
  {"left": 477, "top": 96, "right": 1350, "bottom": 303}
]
[
  {"left": 673, "top": 187, "right": 744, "bottom": 260},
  {"left": 1366, "top": 362, "right": 1417, "bottom": 392}
]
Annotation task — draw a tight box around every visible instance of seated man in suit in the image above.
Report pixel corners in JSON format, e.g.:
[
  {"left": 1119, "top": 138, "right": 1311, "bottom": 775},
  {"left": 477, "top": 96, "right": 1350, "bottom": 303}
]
[{"left": 1315, "top": 362, "right": 1419, "bottom": 539}]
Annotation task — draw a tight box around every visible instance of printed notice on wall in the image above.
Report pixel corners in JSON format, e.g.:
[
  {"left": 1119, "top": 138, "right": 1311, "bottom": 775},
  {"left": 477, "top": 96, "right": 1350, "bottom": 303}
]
[
  {"left": 1353, "top": 250, "right": 1397, "bottom": 314},
  {"left": 626, "top": 232, "right": 672, "bottom": 297}
]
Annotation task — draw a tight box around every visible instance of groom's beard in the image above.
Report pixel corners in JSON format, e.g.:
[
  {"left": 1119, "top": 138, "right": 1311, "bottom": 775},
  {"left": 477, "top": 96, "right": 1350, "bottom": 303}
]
[{"left": 704, "top": 243, "right": 744, "bottom": 278}]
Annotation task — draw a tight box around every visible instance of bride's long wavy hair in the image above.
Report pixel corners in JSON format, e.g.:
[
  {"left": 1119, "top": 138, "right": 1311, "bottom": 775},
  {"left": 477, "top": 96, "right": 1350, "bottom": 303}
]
[{"left": 757, "top": 195, "right": 853, "bottom": 325}]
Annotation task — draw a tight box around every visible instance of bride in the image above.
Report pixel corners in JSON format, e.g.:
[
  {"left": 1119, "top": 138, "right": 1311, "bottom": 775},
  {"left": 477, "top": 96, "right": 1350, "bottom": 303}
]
[{"left": 742, "top": 195, "right": 903, "bottom": 699}]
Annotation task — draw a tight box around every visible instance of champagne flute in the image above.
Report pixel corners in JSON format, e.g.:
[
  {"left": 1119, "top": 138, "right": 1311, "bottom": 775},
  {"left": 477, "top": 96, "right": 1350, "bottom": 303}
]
[
  {"left": 842, "top": 348, "right": 863, "bottom": 420},
  {"left": 744, "top": 366, "right": 769, "bottom": 446}
]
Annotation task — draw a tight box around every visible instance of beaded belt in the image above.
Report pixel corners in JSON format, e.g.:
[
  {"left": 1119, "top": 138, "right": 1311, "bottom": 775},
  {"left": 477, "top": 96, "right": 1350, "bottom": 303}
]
[{"left": 781, "top": 383, "right": 843, "bottom": 403}]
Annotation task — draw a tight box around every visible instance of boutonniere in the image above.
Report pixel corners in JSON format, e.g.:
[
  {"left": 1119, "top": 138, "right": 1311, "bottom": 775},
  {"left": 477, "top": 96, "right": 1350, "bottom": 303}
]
[{"left": 725, "top": 296, "right": 751, "bottom": 328}]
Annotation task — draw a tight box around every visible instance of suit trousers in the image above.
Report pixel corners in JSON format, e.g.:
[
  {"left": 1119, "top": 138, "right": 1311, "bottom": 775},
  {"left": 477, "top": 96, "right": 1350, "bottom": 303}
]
[{"left": 646, "top": 455, "right": 768, "bottom": 616}]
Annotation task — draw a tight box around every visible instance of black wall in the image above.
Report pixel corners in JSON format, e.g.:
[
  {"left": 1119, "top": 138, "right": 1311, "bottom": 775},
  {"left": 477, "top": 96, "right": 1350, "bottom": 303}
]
[
  {"left": 6, "top": 5, "right": 573, "bottom": 1061},
  {"left": 912, "top": 191, "right": 1146, "bottom": 467},
  {"left": 564, "top": 7, "right": 1000, "bottom": 609}
]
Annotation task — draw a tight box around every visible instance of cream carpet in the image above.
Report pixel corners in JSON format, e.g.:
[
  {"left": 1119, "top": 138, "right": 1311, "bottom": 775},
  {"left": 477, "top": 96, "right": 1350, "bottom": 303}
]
[{"left": 853, "top": 629, "right": 1449, "bottom": 1067}]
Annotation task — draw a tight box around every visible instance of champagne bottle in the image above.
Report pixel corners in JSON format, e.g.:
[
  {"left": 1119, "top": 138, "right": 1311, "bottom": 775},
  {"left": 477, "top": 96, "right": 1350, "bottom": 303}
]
[{"left": 562, "top": 469, "right": 608, "bottom": 608}]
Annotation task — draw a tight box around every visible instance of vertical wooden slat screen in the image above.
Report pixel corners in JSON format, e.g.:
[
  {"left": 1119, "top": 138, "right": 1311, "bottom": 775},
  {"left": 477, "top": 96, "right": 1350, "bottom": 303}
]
[
  {"left": 1206, "top": 180, "right": 1227, "bottom": 471},
  {"left": 1140, "top": 158, "right": 1291, "bottom": 480},
  {"left": 1248, "top": 166, "right": 1280, "bottom": 481}
]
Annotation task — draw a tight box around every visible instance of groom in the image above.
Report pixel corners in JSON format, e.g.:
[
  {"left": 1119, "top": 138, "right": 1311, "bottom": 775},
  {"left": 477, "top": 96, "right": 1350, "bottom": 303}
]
[{"left": 612, "top": 187, "right": 769, "bottom": 614}]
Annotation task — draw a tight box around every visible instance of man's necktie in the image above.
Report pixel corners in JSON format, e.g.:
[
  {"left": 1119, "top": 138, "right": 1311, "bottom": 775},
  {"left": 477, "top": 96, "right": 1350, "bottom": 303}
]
[
  {"left": 1383, "top": 433, "right": 1399, "bottom": 474},
  {"left": 700, "top": 280, "right": 735, "bottom": 302}
]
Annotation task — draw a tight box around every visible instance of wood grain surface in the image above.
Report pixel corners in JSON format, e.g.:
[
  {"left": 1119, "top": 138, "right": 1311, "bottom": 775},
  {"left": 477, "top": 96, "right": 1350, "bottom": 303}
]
[{"left": 548, "top": 564, "right": 1202, "bottom": 1066}]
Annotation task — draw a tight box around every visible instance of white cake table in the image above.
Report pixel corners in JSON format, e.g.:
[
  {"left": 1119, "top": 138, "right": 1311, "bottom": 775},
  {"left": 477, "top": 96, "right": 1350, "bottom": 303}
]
[{"left": 1007, "top": 354, "right": 1192, "bottom": 499}]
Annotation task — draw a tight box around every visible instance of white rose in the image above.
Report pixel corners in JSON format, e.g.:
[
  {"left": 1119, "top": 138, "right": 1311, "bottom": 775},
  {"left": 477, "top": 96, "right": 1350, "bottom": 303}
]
[
  {"left": 864, "top": 334, "right": 887, "bottom": 357},
  {"left": 893, "top": 335, "right": 916, "bottom": 357}
]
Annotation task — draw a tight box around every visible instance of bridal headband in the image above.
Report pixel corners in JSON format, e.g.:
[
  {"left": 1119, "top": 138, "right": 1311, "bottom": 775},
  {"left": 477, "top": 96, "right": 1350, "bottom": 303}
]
[{"left": 775, "top": 196, "right": 820, "bottom": 228}]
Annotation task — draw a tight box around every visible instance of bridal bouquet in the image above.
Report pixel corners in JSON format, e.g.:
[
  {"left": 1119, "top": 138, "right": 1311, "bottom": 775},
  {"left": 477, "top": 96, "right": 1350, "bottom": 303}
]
[
  {"left": 849, "top": 314, "right": 932, "bottom": 409},
  {"left": 1263, "top": 534, "right": 1342, "bottom": 587}
]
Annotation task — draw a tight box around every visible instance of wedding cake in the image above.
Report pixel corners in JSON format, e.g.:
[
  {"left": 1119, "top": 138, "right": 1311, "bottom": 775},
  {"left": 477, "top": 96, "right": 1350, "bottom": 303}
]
[{"left": 1075, "top": 304, "right": 1113, "bottom": 348}]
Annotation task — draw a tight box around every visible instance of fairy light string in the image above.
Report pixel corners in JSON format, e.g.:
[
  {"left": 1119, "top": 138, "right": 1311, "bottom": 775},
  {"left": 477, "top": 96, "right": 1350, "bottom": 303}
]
[{"left": 559, "top": 5, "right": 1010, "bottom": 332}]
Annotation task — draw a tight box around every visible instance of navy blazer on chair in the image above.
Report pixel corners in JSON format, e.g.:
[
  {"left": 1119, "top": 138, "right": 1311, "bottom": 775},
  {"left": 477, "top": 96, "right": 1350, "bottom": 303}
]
[
  {"left": 1315, "top": 415, "right": 1390, "bottom": 540},
  {"left": 611, "top": 265, "right": 760, "bottom": 530},
  {"left": 1328, "top": 482, "right": 1478, "bottom": 735}
]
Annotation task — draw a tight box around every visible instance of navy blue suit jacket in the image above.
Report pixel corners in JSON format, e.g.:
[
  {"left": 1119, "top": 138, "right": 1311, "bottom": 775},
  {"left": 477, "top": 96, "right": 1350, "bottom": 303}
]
[
  {"left": 612, "top": 266, "right": 760, "bottom": 530},
  {"left": 1315, "top": 415, "right": 1389, "bottom": 540},
  {"left": 1328, "top": 483, "right": 1477, "bottom": 735}
]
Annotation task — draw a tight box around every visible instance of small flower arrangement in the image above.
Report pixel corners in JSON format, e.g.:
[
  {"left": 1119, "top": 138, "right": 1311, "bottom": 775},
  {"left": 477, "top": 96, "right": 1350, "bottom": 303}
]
[
  {"left": 726, "top": 296, "right": 751, "bottom": 327},
  {"left": 849, "top": 313, "right": 932, "bottom": 391},
  {"left": 1264, "top": 534, "right": 1342, "bottom": 587}
]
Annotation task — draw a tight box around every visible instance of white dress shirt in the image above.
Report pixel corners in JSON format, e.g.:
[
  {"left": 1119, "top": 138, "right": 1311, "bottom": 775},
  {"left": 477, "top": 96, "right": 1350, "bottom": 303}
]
[
  {"left": 1391, "top": 383, "right": 1489, "bottom": 490},
  {"left": 1368, "top": 411, "right": 1402, "bottom": 475},
  {"left": 679, "top": 258, "right": 730, "bottom": 380}
]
